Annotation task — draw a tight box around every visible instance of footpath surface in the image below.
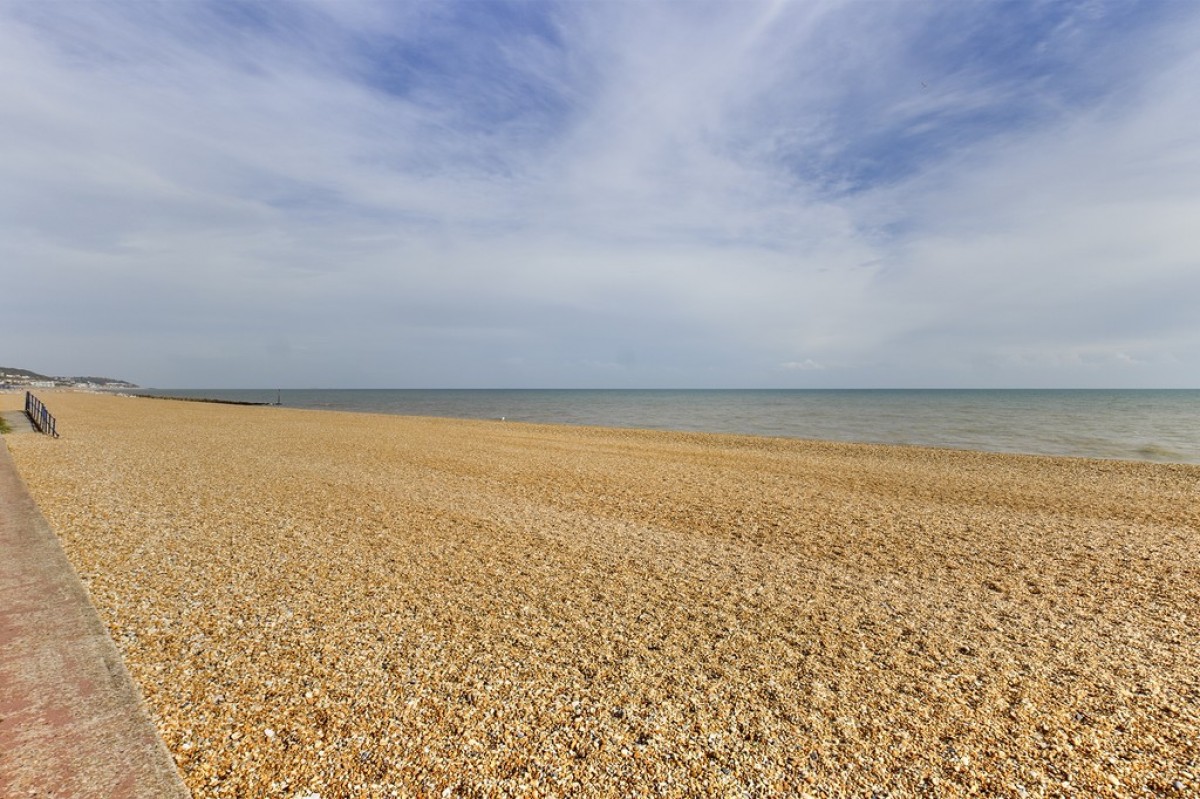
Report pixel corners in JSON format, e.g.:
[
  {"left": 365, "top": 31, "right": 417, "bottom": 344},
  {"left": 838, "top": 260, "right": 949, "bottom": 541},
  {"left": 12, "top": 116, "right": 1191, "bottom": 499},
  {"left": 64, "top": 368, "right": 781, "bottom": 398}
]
[
  {"left": 0, "top": 433, "right": 190, "bottom": 798},
  {"left": 1, "top": 410, "right": 35, "bottom": 434}
]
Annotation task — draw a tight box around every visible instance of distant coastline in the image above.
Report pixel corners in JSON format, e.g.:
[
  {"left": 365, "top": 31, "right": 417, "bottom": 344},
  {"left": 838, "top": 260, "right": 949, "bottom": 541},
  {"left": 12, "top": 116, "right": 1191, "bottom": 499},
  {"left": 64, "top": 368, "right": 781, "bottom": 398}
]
[{"left": 0, "top": 366, "right": 136, "bottom": 391}]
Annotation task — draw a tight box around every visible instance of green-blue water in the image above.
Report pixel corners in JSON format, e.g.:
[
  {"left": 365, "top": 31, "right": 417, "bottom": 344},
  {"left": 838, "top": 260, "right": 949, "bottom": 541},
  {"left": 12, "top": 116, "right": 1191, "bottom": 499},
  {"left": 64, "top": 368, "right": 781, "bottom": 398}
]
[{"left": 133, "top": 389, "right": 1200, "bottom": 464}]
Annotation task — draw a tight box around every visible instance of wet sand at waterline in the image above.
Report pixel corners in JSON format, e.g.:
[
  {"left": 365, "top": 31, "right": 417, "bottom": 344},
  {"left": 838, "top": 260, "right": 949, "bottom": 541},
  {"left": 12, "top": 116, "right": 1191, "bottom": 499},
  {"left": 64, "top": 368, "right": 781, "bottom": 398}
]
[{"left": 3, "top": 391, "right": 1198, "bottom": 797}]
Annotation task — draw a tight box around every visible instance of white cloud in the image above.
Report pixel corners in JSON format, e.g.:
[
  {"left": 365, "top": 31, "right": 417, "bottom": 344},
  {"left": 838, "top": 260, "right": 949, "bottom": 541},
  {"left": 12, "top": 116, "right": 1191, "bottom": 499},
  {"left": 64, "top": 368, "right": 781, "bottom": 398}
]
[
  {"left": 780, "top": 360, "right": 825, "bottom": 371},
  {"left": 2, "top": 1, "right": 1198, "bottom": 387}
]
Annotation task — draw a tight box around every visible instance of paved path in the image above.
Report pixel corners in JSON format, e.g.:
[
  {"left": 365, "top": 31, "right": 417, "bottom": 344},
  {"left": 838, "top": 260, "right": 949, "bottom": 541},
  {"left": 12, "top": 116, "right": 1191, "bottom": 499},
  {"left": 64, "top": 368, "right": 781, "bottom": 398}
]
[
  {"left": 0, "top": 410, "right": 35, "bottom": 435},
  {"left": 0, "top": 440, "right": 191, "bottom": 798}
]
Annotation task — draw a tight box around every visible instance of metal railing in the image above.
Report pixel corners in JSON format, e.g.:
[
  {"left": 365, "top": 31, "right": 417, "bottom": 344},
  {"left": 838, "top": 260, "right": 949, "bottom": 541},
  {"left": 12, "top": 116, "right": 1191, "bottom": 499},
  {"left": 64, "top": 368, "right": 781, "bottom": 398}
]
[{"left": 25, "top": 392, "right": 59, "bottom": 437}]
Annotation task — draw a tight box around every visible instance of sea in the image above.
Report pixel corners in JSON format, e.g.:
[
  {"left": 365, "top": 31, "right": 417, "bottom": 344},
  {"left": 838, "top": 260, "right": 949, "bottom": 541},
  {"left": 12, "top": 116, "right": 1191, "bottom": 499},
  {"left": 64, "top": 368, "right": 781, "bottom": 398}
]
[{"left": 130, "top": 389, "right": 1200, "bottom": 465}]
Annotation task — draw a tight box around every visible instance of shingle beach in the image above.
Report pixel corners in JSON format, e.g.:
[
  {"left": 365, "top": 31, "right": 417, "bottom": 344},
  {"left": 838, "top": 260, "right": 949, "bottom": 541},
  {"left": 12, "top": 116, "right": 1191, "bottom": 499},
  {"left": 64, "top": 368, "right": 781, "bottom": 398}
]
[{"left": 3, "top": 391, "right": 1197, "bottom": 798}]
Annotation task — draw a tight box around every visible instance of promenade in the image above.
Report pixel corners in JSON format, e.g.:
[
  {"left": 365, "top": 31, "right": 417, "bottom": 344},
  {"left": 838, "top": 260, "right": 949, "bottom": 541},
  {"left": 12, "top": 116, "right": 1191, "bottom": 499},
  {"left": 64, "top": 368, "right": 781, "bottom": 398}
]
[{"left": 0, "top": 423, "right": 189, "bottom": 798}]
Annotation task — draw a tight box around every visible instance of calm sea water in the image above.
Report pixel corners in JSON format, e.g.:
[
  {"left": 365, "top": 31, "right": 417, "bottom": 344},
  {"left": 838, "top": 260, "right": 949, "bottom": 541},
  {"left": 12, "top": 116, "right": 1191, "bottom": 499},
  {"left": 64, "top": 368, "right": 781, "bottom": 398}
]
[{"left": 134, "top": 389, "right": 1200, "bottom": 464}]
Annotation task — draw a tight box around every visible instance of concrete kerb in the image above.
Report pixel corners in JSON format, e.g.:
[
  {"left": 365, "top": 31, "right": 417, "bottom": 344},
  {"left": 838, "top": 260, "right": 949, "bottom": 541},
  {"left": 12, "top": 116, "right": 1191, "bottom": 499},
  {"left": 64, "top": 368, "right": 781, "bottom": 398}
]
[{"left": 0, "top": 440, "right": 192, "bottom": 798}]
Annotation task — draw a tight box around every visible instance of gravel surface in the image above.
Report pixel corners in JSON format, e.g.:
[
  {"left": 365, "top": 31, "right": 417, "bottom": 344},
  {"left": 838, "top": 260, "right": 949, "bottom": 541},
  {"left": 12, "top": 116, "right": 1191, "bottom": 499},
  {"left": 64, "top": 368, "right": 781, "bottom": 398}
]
[{"left": 3, "top": 391, "right": 1198, "bottom": 798}]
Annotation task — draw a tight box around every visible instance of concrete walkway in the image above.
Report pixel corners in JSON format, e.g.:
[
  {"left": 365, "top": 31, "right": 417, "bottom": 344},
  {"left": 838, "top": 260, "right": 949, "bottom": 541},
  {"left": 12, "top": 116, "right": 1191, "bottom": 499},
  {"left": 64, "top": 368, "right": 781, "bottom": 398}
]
[
  {"left": 1, "top": 410, "right": 35, "bottom": 435},
  {"left": 0, "top": 441, "right": 191, "bottom": 798}
]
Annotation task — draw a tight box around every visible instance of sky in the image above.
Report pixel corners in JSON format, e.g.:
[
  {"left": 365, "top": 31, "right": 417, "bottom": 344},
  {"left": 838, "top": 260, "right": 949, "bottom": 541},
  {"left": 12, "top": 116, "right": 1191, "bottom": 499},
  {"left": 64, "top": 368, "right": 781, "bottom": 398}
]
[{"left": 2, "top": 0, "right": 1198, "bottom": 389}]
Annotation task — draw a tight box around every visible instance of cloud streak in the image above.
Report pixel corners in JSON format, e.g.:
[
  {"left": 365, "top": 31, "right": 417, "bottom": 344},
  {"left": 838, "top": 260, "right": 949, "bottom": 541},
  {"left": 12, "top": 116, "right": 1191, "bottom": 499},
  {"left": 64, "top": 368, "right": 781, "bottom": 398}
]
[{"left": 2, "top": 0, "right": 1197, "bottom": 387}]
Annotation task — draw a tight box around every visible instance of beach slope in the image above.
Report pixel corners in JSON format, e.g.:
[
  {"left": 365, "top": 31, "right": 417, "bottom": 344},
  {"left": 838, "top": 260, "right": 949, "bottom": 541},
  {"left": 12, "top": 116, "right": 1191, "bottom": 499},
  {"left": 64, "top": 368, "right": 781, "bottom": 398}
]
[{"left": 3, "top": 392, "right": 1197, "bottom": 797}]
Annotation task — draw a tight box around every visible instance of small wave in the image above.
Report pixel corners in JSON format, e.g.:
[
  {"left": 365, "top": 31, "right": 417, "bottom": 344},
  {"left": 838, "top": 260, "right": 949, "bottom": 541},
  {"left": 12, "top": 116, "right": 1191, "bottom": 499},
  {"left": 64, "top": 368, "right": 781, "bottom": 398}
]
[{"left": 1135, "top": 443, "right": 1186, "bottom": 461}]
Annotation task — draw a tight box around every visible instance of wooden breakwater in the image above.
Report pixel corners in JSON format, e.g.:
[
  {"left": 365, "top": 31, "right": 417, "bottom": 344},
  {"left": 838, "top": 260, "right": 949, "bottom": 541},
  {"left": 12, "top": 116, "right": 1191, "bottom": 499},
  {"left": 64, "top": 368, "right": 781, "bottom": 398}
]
[{"left": 134, "top": 394, "right": 273, "bottom": 407}]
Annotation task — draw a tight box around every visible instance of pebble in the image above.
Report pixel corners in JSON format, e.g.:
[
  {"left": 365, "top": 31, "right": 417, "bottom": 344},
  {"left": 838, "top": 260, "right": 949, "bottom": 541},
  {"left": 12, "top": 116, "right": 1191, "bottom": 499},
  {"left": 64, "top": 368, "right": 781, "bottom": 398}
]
[{"left": 6, "top": 391, "right": 1198, "bottom": 798}]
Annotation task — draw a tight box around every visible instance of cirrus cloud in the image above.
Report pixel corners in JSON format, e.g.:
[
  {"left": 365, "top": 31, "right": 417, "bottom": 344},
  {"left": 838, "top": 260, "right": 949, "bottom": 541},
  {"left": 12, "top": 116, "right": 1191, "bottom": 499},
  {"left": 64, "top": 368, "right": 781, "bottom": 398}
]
[{"left": 1, "top": 0, "right": 1197, "bottom": 388}]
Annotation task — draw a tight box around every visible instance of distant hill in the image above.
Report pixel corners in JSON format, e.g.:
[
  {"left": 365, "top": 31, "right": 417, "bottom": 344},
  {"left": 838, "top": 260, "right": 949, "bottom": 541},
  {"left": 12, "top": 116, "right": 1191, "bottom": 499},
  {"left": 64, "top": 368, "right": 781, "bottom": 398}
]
[
  {"left": 0, "top": 366, "right": 137, "bottom": 388},
  {"left": 0, "top": 366, "right": 51, "bottom": 380}
]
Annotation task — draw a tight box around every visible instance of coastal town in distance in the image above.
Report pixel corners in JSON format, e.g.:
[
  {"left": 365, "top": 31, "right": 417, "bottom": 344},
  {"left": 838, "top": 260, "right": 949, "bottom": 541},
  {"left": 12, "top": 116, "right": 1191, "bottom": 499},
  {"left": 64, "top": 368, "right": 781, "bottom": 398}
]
[{"left": 0, "top": 366, "right": 137, "bottom": 391}]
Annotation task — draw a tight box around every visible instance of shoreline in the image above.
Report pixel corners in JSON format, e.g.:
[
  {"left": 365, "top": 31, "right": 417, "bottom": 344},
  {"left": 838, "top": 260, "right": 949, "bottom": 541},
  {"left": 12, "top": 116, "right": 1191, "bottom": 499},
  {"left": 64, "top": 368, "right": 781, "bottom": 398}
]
[
  {"left": 68, "top": 387, "right": 1200, "bottom": 466},
  {"left": 2, "top": 392, "right": 1198, "bottom": 796},
  {"left": 126, "top": 387, "right": 1200, "bottom": 466}
]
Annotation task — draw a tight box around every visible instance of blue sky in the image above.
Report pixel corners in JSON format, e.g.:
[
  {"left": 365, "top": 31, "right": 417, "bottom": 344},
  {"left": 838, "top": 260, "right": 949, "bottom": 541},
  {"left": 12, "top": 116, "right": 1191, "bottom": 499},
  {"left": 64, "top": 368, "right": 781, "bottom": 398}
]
[{"left": 2, "top": 0, "right": 1198, "bottom": 388}]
